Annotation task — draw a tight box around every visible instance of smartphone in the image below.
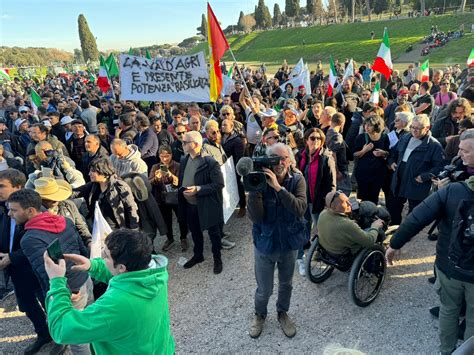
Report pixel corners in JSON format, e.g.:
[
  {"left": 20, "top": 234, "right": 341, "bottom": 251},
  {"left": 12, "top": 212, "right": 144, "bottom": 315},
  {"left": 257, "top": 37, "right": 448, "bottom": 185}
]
[
  {"left": 160, "top": 164, "right": 169, "bottom": 173},
  {"left": 47, "top": 239, "right": 64, "bottom": 264},
  {"left": 41, "top": 166, "right": 53, "bottom": 178}
]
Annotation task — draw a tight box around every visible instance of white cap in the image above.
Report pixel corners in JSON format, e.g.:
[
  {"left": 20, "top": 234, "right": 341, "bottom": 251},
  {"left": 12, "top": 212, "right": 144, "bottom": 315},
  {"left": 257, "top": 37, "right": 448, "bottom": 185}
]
[
  {"left": 60, "top": 116, "right": 73, "bottom": 125},
  {"left": 42, "top": 120, "right": 52, "bottom": 127},
  {"left": 14, "top": 118, "right": 27, "bottom": 130},
  {"left": 260, "top": 108, "right": 278, "bottom": 118},
  {"left": 18, "top": 105, "right": 29, "bottom": 113}
]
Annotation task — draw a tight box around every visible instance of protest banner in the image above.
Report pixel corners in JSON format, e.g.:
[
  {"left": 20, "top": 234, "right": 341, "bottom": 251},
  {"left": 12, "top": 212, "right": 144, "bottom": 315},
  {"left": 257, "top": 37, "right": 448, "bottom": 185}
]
[
  {"left": 220, "top": 157, "right": 240, "bottom": 224},
  {"left": 119, "top": 51, "right": 211, "bottom": 102}
]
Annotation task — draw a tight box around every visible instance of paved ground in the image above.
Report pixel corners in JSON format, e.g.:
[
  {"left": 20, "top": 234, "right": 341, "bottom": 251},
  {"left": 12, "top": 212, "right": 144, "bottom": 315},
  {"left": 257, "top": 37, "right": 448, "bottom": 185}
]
[{"left": 0, "top": 209, "right": 445, "bottom": 354}]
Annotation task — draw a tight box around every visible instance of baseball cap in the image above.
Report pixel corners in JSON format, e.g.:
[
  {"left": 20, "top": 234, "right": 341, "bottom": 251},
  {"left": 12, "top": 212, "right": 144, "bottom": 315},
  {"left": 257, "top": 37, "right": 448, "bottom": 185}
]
[
  {"left": 18, "top": 105, "right": 29, "bottom": 113},
  {"left": 60, "top": 116, "right": 74, "bottom": 125},
  {"left": 41, "top": 120, "right": 52, "bottom": 127},
  {"left": 0, "top": 118, "right": 6, "bottom": 124},
  {"left": 283, "top": 104, "right": 299, "bottom": 116},
  {"left": 260, "top": 108, "right": 278, "bottom": 118},
  {"left": 14, "top": 118, "right": 27, "bottom": 130},
  {"left": 70, "top": 119, "right": 85, "bottom": 125},
  {"left": 298, "top": 85, "right": 305, "bottom": 90},
  {"left": 398, "top": 89, "right": 409, "bottom": 96}
]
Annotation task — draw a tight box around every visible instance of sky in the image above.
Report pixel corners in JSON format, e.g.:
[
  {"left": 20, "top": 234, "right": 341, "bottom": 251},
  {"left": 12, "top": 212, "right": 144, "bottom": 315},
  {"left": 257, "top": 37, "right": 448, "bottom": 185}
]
[{"left": 1, "top": 0, "right": 297, "bottom": 52}]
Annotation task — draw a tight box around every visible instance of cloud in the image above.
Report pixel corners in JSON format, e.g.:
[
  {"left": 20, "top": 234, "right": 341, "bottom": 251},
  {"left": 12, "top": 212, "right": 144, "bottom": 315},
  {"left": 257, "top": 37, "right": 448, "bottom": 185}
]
[{"left": 1, "top": 14, "right": 13, "bottom": 20}]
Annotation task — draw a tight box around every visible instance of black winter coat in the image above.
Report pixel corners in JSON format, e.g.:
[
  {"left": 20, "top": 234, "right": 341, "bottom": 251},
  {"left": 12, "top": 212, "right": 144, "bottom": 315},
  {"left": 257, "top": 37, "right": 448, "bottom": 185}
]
[
  {"left": 389, "top": 132, "right": 446, "bottom": 201},
  {"left": 431, "top": 115, "right": 459, "bottom": 147},
  {"left": 178, "top": 155, "right": 224, "bottom": 231}
]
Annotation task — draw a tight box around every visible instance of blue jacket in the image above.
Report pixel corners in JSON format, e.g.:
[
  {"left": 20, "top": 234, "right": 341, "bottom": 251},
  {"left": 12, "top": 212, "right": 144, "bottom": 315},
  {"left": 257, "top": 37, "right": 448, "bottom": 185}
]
[
  {"left": 134, "top": 128, "right": 159, "bottom": 159},
  {"left": 389, "top": 132, "right": 446, "bottom": 201},
  {"left": 248, "top": 171, "right": 307, "bottom": 254}
]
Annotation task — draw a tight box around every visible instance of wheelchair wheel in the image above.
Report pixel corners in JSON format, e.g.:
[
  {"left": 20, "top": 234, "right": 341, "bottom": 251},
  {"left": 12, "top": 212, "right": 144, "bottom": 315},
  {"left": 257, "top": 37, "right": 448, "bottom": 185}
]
[
  {"left": 348, "top": 244, "right": 386, "bottom": 307},
  {"left": 305, "top": 237, "right": 334, "bottom": 284}
]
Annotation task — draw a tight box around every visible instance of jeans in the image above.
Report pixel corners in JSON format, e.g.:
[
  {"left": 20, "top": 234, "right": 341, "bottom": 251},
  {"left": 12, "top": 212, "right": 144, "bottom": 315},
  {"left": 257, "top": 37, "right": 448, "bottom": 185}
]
[
  {"left": 299, "top": 204, "right": 319, "bottom": 259},
  {"left": 186, "top": 202, "right": 222, "bottom": 261},
  {"left": 435, "top": 266, "right": 474, "bottom": 355},
  {"left": 254, "top": 248, "right": 298, "bottom": 318},
  {"left": 69, "top": 277, "right": 94, "bottom": 355}
]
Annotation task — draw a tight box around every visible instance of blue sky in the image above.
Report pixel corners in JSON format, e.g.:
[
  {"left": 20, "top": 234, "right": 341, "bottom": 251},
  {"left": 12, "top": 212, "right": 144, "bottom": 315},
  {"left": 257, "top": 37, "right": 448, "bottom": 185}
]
[{"left": 1, "top": 0, "right": 296, "bottom": 52}]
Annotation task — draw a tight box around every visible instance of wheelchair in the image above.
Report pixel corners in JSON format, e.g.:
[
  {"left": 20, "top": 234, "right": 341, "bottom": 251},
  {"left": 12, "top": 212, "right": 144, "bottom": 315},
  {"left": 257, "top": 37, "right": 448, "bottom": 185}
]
[{"left": 305, "top": 234, "right": 392, "bottom": 307}]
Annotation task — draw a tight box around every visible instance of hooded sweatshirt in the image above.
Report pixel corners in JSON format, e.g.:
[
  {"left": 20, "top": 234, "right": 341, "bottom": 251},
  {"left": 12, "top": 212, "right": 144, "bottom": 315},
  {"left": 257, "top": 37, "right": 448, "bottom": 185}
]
[
  {"left": 20, "top": 212, "right": 89, "bottom": 298},
  {"left": 46, "top": 255, "right": 175, "bottom": 355},
  {"left": 110, "top": 144, "right": 148, "bottom": 177}
]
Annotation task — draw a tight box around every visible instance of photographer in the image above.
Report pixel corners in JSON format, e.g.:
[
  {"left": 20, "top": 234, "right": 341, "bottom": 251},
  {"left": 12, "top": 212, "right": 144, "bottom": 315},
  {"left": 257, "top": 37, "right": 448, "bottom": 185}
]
[
  {"left": 386, "top": 129, "right": 474, "bottom": 354},
  {"left": 247, "top": 143, "right": 307, "bottom": 339}
]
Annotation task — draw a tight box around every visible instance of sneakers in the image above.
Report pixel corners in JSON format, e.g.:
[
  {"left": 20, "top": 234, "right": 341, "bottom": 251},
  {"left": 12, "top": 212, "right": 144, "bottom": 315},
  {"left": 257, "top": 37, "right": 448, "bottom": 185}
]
[
  {"left": 428, "top": 276, "right": 436, "bottom": 284},
  {"left": 296, "top": 258, "right": 305, "bottom": 277},
  {"left": 180, "top": 239, "right": 188, "bottom": 252},
  {"left": 427, "top": 232, "right": 438, "bottom": 241},
  {"left": 249, "top": 314, "right": 265, "bottom": 338},
  {"left": 221, "top": 239, "right": 236, "bottom": 250},
  {"left": 213, "top": 259, "right": 223, "bottom": 274},
  {"left": 278, "top": 311, "right": 296, "bottom": 338},
  {"left": 183, "top": 256, "right": 204, "bottom": 269},
  {"left": 429, "top": 306, "right": 440, "bottom": 318},
  {"left": 162, "top": 240, "right": 175, "bottom": 252},
  {"left": 23, "top": 335, "right": 52, "bottom": 354}
]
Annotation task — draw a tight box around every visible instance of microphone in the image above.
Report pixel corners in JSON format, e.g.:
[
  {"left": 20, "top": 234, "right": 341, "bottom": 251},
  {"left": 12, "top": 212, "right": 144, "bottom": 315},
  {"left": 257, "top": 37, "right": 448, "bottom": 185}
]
[{"left": 236, "top": 157, "right": 254, "bottom": 176}]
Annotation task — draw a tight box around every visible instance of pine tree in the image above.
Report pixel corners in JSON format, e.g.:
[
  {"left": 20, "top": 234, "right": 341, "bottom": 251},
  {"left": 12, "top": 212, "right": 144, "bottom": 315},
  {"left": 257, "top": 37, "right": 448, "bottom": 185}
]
[
  {"left": 285, "top": 0, "right": 300, "bottom": 18},
  {"left": 255, "top": 0, "right": 264, "bottom": 28},
  {"left": 260, "top": 0, "right": 272, "bottom": 28},
  {"left": 77, "top": 14, "right": 99, "bottom": 62},
  {"left": 307, "top": 0, "right": 315, "bottom": 19},
  {"left": 273, "top": 3, "right": 283, "bottom": 26},
  {"left": 237, "top": 11, "right": 245, "bottom": 31},
  {"left": 196, "top": 14, "right": 207, "bottom": 38}
]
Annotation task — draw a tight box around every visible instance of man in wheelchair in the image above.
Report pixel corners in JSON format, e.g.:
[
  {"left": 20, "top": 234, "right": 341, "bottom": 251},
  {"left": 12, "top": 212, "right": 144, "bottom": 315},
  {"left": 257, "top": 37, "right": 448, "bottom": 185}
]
[{"left": 317, "top": 191, "right": 385, "bottom": 259}]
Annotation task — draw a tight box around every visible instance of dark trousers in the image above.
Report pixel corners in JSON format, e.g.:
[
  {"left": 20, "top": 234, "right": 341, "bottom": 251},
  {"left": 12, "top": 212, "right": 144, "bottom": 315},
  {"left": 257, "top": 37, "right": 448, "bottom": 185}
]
[
  {"left": 356, "top": 179, "right": 384, "bottom": 204},
  {"left": 186, "top": 202, "right": 221, "bottom": 261},
  {"left": 11, "top": 271, "right": 49, "bottom": 338},
  {"left": 159, "top": 203, "right": 188, "bottom": 242},
  {"left": 386, "top": 196, "right": 422, "bottom": 225},
  {"left": 237, "top": 175, "right": 246, "bottom": 208}
]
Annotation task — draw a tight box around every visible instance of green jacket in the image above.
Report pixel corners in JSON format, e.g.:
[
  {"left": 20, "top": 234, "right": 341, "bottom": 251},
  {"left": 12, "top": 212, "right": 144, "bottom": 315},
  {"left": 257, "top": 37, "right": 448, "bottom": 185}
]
[
  {"left": 317, "top": 209, "right": 378, "bottom": 255},
  {"left": 46, "top": 255, "right": 175, "bottom": 355}
]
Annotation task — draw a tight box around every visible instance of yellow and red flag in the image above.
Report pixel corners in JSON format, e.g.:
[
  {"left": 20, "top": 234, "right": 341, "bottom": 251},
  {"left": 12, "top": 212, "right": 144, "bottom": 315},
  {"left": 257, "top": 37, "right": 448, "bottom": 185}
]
[{"left": 207, "top": 3, "right": 229, "bottom": 102}]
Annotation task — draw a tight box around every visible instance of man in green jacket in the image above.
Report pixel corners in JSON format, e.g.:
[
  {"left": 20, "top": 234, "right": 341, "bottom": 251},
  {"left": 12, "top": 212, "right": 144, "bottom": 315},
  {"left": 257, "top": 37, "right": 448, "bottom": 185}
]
[
  {"left": 43, "top": 229, "right": 175, "bottom": 355},
  {"left": 318, "top": 191, "right": 384, "bottom": 255}
]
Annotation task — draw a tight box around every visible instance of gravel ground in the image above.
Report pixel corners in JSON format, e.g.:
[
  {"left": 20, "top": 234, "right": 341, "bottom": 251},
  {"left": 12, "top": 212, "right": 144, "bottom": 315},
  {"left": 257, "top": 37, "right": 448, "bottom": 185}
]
[{"left": 0, "top": 209, "right": 443, "bottom": 354}]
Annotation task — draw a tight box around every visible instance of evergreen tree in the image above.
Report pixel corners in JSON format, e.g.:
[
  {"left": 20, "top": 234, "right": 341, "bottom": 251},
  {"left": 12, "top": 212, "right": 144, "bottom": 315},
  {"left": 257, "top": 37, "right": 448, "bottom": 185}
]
[
  {"left": 315, "top": 0, "right": 324, "bottom": 24},
  {"left": 237, "top": 11, "right": 245, "bottom": 31},
  {"left": 77, "top": 14, "right": 99, "bottom": 62},
  {"left": 196, "top": 14, "right": 207, "bottom": 38},
  {"left": 285, "top": 0, "right": 300, "bottom": 18},
  {"left": 255, "top": 0, "right": 264, "bottom": 28},
  {"left": 307, "top": 0, "right": 315, "bottom": 19},
  {"left": 273, "top": 4, "right": 283, "bottom": 26},
  {"left": 261, "top": 0, "right": 273, "bottom": 28}
]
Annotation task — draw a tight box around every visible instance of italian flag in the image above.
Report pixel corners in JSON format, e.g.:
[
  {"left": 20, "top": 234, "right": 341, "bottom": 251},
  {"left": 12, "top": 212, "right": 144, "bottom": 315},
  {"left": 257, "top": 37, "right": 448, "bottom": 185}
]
[
  {"left": 468, "top": 48, "right": 474, "bottom": 67},
  {"left": 97, "top": 56, "right": 111, "bottom": 94},
  {"left": 0, "top": 69, "right": 11, "bottom": 81},
  {"left": 328, "top": 56, "right": 337, "bottom": 97},
  {"left": 145, "top": 49, "right": 152, "bottom": 59},
  {"left": 420, "top": 59, "right": 429, "bottom": 82},
  {"left": 30, "top": 88, "right": 42, "bottom": 113},
  {"left": 372, "top": 28, "right": 393, "bottom": 80},
  {"left": 369, "top": 82, "right": 380, "bottom": 105}
]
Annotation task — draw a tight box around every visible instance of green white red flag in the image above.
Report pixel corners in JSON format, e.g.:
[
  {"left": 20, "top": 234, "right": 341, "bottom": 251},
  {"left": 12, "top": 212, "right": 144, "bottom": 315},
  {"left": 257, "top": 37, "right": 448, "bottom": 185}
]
[
  {"left": 0, "top": 69, "right": 11, "bottom": 81},
  {"left": 420, "top": 59, "right": 429, "bottom": 82},
  {"left": 97, "top": 56, "right": 111, "bottom": 93},
  {"left": 369, "top": 82, "right": 380, "bottom": 105},
  {"left": 372, "top": 28, "right": 393, "bottom": 80},
  {"left": 328, "top": 56, "right": 337, "bottom": 97},
  {"left": 30, "top": 88, "right": 42, "bottom": 113},
  {"left": 468, "top": 48, "right": 474, "bottom": 67}
]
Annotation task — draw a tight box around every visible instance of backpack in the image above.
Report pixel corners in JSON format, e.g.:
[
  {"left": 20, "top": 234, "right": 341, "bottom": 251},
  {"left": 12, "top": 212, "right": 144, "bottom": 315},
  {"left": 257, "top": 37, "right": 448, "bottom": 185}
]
[{"left": 447, "top": 182, "right": 474, "bottom": 278}]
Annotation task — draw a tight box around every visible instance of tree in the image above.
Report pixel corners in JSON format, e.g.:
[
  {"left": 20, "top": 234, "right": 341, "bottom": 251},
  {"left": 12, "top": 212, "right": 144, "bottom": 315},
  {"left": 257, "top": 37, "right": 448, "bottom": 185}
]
[
  {"left": 315, "top": 0, "right": 324, "bottom": 24},
  {"left": 237, "top": 11, "right": 245, "bottom": 31},
  {"left": 273, "top": 4, "right": 283, "bottom": 26},
  {"left": 373, "top": 0, "right": 389, "bottom": 14},
  {"left": 73, "top": 48, "right": 84, "bottom": 63},
  {"left": 255, "top": 0, "right": 272, "bottom": 29},
  {"left": 285, "top": 0, "right": 300, "bottom": 18},
  {"left": 196, "top": 14, "right": 207, "bottom": 38},
  {"left": 307, "top": 0, "right": 315, "bottom": 19},
  {"left": 240, "top": 14, "right": 257, "bottom": 32},
  {"left": 77, "top": 14, "right": 99, "bottom": 62}
]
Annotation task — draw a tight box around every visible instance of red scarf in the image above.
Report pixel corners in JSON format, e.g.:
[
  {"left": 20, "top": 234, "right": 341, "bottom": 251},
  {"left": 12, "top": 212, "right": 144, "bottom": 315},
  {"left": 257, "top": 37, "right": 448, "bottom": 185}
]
[{"left": 299, "top": 148, "right": 321, "bottom": 202}]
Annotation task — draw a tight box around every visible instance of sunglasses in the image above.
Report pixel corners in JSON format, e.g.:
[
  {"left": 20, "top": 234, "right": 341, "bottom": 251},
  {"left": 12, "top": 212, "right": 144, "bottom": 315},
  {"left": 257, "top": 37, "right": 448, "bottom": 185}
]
[
  {"left": 209, "top": 131, "right": 218, "bottom": 135},
  {"left": 308, "top": 136, "right": 321, "bottom": 141},
  {"left": 222, "top": 113, "right": 231, "bottom": 116},
  {"left": 20, "top": 111, "right": 28, "bottom": 114},
  {"left": 176, "top": 131, "right": 186, "bottom": 135},
  {"left": 440, "top": 83, "right": 448, "bottom": 86},
  {"left": 330, "top": 190, "right": 343, "bottom": 207}
]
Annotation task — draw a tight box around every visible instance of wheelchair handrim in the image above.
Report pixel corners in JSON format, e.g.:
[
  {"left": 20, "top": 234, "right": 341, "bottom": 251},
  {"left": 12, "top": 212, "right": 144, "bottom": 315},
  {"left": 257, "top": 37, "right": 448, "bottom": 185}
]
[{"left": 353, "top": 250, "right": 386, "bottom": 303}]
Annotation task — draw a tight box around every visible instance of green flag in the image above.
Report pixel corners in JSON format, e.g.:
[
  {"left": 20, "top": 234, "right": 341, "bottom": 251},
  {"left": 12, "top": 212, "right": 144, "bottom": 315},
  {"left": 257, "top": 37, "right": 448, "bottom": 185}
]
[
  {"left": 30, "top": 88, "right": 42, "bottom": 112},
  {"left": 106, "top": 54, "right": 119, "bottom": 77},
  {"left": 128, "top": 47, "right": 134, "bottom": 55},
  {"left": 145, "top": 50, "right": 152, "bottom": 59}
]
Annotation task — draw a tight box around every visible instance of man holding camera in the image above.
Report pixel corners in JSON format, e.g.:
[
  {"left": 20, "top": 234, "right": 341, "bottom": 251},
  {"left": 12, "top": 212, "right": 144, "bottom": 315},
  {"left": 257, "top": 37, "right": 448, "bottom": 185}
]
[
  {"left": 386, "top": 129, "right": 474, "bottom": 354},
  {"left": 247, "top": 143, "right": 307, "bottom": 339}
]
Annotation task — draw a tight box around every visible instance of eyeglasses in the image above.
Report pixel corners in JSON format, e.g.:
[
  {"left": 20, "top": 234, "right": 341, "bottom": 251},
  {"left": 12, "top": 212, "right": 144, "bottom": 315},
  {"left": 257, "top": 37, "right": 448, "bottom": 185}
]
[
  {"left": 410, "top": 125, "right": 424, "bottom": 131},
  {"left": 67, "top": 98, "right": 74, "bottom": 102},
  {"left": 266, "top": 135, "right": 279, "bottom": 140},
  {"left": 440, "top": 83, "right": 448, "bottom": 86},
  {"left": 209, "top": 131, "right": 218, "bottom": 135},
  {"left": 176, "top": 131, "right": 186, "bottom": 135},
  {"left": 330, "top": 190, "right": 343, "bottom": 207},
  {"left": 182, "top": 140, "right": 193, "bottom": 145},
  {"left": 308, "top": 136, "right": 321, "bottom": 141},
  {"left": 114, "top": 106, "right": 122, "bottom": 109},
  {"left": 222, "top": 113, "right": 231, "bottom": 116}
]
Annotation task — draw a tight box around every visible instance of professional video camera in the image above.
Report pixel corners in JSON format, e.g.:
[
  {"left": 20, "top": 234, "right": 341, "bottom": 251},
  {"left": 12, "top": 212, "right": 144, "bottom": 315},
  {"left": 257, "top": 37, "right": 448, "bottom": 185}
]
[
  {"left": 437, "top": 164, "right": 469, "bottom": 182},
  {"left": 349, "top": 198, "right": 391, "bottom": 231},
  {"left": 236, "top": 155, "right": 282, "bottom": 192}
]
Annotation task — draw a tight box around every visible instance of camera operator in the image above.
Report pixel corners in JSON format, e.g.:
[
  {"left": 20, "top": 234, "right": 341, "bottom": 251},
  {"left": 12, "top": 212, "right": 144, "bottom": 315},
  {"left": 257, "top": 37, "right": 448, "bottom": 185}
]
[
  {"left": 386, "top": 128, "right": 474, "bottom": 355},
  {"left": 247, "top": 143, "right": 307, "bottom": 339}
]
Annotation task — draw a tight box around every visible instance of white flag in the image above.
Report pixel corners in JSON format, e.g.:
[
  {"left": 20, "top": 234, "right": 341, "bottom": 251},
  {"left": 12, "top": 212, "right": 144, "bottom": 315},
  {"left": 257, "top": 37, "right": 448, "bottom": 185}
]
[
  {"left": 343, "top": 58, "right": 354, "bottom": 81},
  {"left": 90, "top": 202, "right": 113, "bottom": 259},
  {"left": 290, "top": 58, "right": 304, "bottom": 78}
]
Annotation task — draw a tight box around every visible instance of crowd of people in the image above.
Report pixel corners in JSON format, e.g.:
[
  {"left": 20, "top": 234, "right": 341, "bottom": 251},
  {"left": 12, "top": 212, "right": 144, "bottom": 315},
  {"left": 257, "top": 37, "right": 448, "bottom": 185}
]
[{"left": 0, "top": 57, "right": 473, "bottom": 354}]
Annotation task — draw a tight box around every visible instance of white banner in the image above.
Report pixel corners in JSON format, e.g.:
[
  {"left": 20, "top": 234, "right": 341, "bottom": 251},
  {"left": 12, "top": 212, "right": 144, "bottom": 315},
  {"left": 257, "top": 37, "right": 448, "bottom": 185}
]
[
  {"left": 119, "top": 52, "right": 210, "bottom": 102},
  {"left": 220, "top": 157, "right": 240, "bottom": 224}
]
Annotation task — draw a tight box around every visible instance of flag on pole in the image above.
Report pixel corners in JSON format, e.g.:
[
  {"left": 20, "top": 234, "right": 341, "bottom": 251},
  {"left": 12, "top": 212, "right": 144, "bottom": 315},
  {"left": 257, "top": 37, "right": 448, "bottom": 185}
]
[
  {"left": 207, "top": 2, "right": 230, "bottom": 102},
  {"left": 372, "top": 28, "right": 393, "bottom": 80},
  {"left": 105, "top": 54, "right": 119, "bottom": 77},
  {"left": 420, "top": 59, "right": 430, "bottom": 82},
  {"left": 88, "top": 70, "right": 96, "bottom": 83},
  {"left": 369, "top": 82, "right": 380, "bottom": 105},
  {"left": 30, "top": 88, "right": 42, "bottom": 113},
  {"left": 468, "top": 48, "right": 474, "bottom": 67},
  {"left": 328, "top": 56, "right": 337, "bottom": 97},
  {"left": 0, "top": 69, "right": 11, "bottom": 81},
  {"left": 290, "top": 58, "right": 304, "bottom": 78},
  {"left": 145, "top": 49, "right": 152, "bottom": 59},
  {"left": 128, "top": 47, "right": 134, "bottom": 55},
  {"left": 343, "top": 58, "right": 354, "bottom": 81},
  {"left": 97, "top": 56, "right": 111, "bottom": 93}
]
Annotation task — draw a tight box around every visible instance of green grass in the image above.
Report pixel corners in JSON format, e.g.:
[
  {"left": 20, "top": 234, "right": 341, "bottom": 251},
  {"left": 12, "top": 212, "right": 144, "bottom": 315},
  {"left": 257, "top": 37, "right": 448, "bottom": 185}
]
[{"left": 189, "top": 13, "right": 473, "bottom": 68}]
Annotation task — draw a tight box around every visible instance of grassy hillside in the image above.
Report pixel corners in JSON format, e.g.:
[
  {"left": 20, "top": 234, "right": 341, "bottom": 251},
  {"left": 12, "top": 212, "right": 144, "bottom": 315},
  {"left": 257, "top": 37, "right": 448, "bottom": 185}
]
[{"left": 190, "top": 13, "right": 473, "bottom": 68}]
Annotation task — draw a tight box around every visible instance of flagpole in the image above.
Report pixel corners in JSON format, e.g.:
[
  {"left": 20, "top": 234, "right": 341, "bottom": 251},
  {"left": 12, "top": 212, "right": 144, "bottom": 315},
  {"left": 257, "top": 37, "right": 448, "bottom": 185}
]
[{"left": 227, "top": 46, "right": 252, "bottom": 98}]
